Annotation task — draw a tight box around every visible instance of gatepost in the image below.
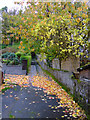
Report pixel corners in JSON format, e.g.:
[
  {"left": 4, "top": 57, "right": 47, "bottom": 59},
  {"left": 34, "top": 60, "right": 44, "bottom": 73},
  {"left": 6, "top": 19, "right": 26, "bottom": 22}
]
[{"left": 22, "top": 59, "right": 27, "bottom": 75}]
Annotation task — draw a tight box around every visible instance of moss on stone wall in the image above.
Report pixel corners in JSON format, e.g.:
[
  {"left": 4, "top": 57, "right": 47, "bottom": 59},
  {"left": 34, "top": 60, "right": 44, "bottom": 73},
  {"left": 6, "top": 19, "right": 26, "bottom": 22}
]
[{"left": 38, "top": 60, "right": 90, "bottom": 119}]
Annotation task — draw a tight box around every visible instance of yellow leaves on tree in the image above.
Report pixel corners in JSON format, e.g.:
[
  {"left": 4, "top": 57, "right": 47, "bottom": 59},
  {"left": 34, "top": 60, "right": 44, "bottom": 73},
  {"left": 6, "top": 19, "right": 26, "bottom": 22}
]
[
  {"left": 10, "top": 34, "right": 14, "bottom": 37},
  {"left": 20, "top": 41, "right": 23, "bottom": 45},
  {"left": 21, "top": 17, "right": 24, "bottom": 20},
  {"left": 22, "top": 46, "right": 25, "bottom": 49},
  {"left": 41, "top": 21, "right": 43, "bottom": 24},
  {"left": 82, "top": 13, "right": 87, "bottom": 18},
  {"left": 24, "top": 29, "right": 27, "bottom": 32},
  {"left": 31, "top": 49, "right": 35, "bottom": 52},
  {"left": 73, "top": 15, "right": 77, "bottom": 18},
  {"left": 16, "top": 36, "right": 19, "bottom": 40},
  {"left": 77, "top": 7, "right": 82, "bottom": 12},
  {"left": 19, "top": 25, "right": 22, "bottom": 29},
  {"left": 18, "top": 31, "right": 21, "bottom": 35},
  {"left": 3, "top": 2, "right": 88, "bottom": 59},
  {"left": 76, "top": 18, "right": 81, "bottom": 23},
  {"left": 31, "top": 28, "right": 33, "bottom": 31},
  {"left": 18, "top": 46, "right": 21, "bottom": 49}
]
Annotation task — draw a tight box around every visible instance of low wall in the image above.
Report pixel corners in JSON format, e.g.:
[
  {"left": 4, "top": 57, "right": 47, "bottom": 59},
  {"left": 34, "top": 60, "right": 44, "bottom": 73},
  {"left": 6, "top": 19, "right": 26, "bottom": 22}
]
[
  {"left": 0, "top": 70, "right": 2, "bottom": 85},
  {"left": 38, "top": 59, "right": 90, "bottom": 114},
  {"left": 0, "top": 61, "right": 2, "bottom": 85},
  {"left": 61, "top": 56, "right": 80, "bottom": 72}
]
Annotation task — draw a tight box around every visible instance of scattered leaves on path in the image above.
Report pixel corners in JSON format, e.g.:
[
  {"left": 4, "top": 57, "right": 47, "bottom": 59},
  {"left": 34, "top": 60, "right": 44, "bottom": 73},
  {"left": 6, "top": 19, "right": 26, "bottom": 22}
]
[
  {"left": 14, "top": 97, "right": 19, "bottom": 100},
  {"left": 31, "top": 75, "right": 87, "bottom": 119},
  {"left": 5, "top": 105, "right": 8, "bottom": 109},
  {"left": 4, "top": 74, "right": 30, "bottom": 87},
  {"left": 1, "top": 73, "right": 87, "bottom": 119},
  {"left": 0, "top": 74, "right": 30, "bottom": 92}
]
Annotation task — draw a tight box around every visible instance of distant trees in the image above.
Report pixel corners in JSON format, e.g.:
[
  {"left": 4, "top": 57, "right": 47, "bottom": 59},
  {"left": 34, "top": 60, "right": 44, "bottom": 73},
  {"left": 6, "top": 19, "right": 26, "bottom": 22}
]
[{"left": 1, "top": 6, "right": 20, "bottom": 46}]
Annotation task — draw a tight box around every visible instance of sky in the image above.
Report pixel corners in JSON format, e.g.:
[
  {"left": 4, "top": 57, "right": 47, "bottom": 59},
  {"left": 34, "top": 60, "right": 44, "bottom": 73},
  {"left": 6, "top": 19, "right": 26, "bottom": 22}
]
[
  {"left": 0, "top": 0, "right": 89, "bottom": 12},
  {"left": 0, "top": 0, "right": 28, "bottom": 12}
]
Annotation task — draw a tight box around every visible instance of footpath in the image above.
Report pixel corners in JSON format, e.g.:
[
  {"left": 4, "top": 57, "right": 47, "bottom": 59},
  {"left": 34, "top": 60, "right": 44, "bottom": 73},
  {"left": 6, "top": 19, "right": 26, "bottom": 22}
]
[{"left": 1, "top": 63, "right": 87, "bottom": 119}]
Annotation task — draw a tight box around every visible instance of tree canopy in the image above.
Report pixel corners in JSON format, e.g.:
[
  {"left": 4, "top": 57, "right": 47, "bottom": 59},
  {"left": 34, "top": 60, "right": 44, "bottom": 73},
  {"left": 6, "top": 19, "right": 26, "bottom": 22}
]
[{"left": 2, "top": 2, "right": 89, "bottom": 62}]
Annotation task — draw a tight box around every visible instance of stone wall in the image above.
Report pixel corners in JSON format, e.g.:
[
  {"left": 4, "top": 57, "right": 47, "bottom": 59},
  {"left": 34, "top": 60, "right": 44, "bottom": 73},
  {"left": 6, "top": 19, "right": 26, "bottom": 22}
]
[
  {"left": 61, "top": 56, "right": 80, "bottom": 72},
  {"left": 0, "top": 58, "right": 2, "bottom": 85},
  {"left": 37, "top": 57, "right": 90, "bottom": 114},
  {"left": 0, "top": 63, "right": 2, "bottom": 85},
  {"left": 52, "top": 58, "right": 60, "bottom": 69},
  {"left": 0, "top": 70, "right": 2, "bottom": 85},
  {"left": 38, "top": 59, "right": 75, "bottom": 94},
  {"left": 73, "top": 79, "right": 90, "bottom": 114},
  {"left": 79, "top": 69, "right": 90, "bottom": 79}
]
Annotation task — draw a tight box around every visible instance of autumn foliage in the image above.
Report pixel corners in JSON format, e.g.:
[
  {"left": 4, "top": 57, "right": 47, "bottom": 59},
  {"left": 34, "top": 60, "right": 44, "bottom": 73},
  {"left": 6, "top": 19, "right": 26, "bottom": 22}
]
[{"left": 2, "top": 2, "right": 89, "bottom": 61}]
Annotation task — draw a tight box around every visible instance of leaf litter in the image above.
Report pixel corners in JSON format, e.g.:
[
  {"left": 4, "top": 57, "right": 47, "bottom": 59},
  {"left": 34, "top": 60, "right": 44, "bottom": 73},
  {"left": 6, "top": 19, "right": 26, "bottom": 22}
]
[
  {"left": 0, "top": 74, "right": 30, "bottom": 92},
  {"left": 31, "top": 75, "right": 87, "bottom": 119},
  {"left": 1, "top": 73, "right": 87, "bottom": 119}
]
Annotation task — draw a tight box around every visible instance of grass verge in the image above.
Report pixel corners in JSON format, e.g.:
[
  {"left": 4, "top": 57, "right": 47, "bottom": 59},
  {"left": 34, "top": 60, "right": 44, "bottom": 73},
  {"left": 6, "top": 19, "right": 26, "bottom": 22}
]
[
  {"left": 2, "top": 87, "right": 10, "bottom": 92},
  {"left": 38, "top": 62, "right": 71, "bottom": 95}
]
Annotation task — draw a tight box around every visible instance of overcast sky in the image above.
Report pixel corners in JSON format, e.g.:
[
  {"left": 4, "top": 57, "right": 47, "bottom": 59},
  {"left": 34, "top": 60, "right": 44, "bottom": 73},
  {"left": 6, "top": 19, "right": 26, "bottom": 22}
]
[
  {"left": 0, "top": 0, "right": 89, "bottom": 11},
  {"left": 0, "top": 0, "right": 28, "bottom": 12}
]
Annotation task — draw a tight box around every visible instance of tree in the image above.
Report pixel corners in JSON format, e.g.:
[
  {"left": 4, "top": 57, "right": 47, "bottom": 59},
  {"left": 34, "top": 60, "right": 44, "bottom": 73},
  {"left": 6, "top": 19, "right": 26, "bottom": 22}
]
[
  {"left": 2, "top": 10, "right": 10, "bottom": 45},
  {"left": 32, "top": 2, "right": 89, "bottom": 67},
  {"left": 2, "top": 7, "right": 19, "bottom": 46},
  {"left": 5, "top": 2, "right": 89, "bottom": 67},
  {"left": 2, "top": 6, "right": 7, "bottom": 13}
]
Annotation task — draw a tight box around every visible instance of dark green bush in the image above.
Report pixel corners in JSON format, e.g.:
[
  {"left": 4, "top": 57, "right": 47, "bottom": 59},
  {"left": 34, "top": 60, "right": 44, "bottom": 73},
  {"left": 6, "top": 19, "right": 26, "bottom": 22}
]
[
  {"left": 2, "top": 52, "right": 20, "bottom": 65},
  {"left": 27, "top": 53, "right": 31, "bottom": 56},
  {"left": 13, "top": 58, "right": 19, "bottom": 65},
  {"left": 1, "top": 44, "right": 7, "bottom": 49},
  {"left": 2, "top": 59, "right": 7, "bottom": 63},
  {"left": 7, "top": 58, "right": 20, "bottom": 65},
  {"left": 15, "top": 52, "right": 24, "bottom": 59},
  {"left": 9, "top": 60, "right": 14, "bottom": 65},
  {"left": 1, "top": 52, "right": 11, "bottom": 58},
  {"left": 6, "top": 59, "right": 10, "bottom": 65},
  {"left": 7, "top": 53, "right": 16, "bottom": 60}
]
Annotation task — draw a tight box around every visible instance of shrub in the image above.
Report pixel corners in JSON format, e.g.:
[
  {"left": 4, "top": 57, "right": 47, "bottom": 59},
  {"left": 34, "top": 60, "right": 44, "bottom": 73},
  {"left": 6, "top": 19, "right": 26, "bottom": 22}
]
[
  {"left": 15, "top": 52, "right": 24, "bottom": 59},
  {"left": 2, "top": 59, "right": 7, "bottom": 63},
  {"left": 27, "top": 53, "right": 31, "bottom": 56},
  {"left": 2, "top": 52, "right": 21, "bottom": 65},
  {"left": 13, "top": 58, "right": 19, "bottom": 65},
  {"left": 1, "top": 52, "right": 10, "bottom": 58},
  {"left": 6, "top": 59, "right": 10, "bottom": 65},
  {"left": 7, "top": 53, "right": 16, "bottom": 60},
  {"left": 9, "top": 60, "right": 14, "bottom": 65},
  {"left": 1, "top": 44, "right": 7, "bottom": 49}
]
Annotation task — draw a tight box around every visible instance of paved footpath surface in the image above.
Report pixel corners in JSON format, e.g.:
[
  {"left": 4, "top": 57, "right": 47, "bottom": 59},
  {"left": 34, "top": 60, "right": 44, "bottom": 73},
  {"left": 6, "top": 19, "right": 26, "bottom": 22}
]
[{"left": 1, "top": 64, "right": 87, "bottom": 119}]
